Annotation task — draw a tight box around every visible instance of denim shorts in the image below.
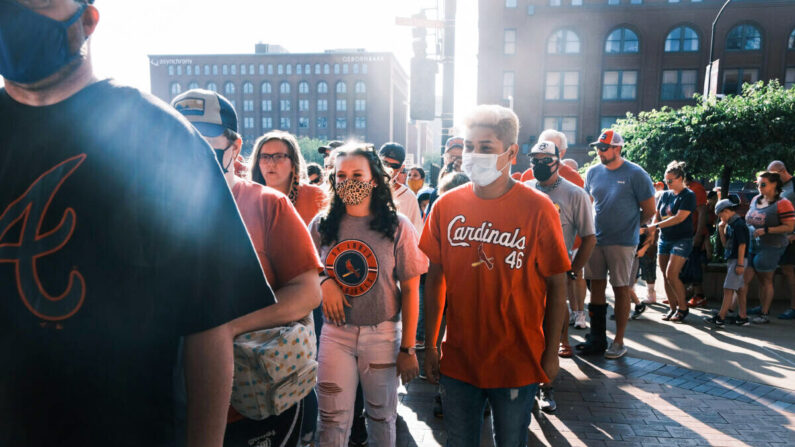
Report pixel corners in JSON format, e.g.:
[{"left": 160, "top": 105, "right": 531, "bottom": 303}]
[
  {"left": 658, "top": 238, "right": 693, "bottom": 259},
  {"left": 749, "top": 245, "right": 787, "bottom": 273}
]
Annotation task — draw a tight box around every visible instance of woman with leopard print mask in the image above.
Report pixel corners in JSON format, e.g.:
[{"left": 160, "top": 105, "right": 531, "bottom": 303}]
[{"left": 308, "top": 144, "right": 428, "bottom": 446}]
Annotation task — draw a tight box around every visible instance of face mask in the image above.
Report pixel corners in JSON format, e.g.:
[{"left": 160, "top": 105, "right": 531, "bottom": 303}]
[
  {"left": 407, "top": 179, "right": 423, "bottom": 193},
  {"left": 462, "top": 151, "right": 509, "bottom": 187},
  {"left": 214, "top": 141, "right": 234, "bottom": 174},
  {"left": 335, "top": 179, "right": 374, "bottom": 205},
  {"left": 0, "top": 2, "right": 87, "bottom": 84},
  {"left": 532, "top": 160, "right": 558, "bottom": 182}
]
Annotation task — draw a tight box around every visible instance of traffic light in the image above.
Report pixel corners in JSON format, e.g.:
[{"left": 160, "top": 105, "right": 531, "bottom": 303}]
[
  {"left": 410, "top": 57, "right": 436, "bottom": 121},
  {"left": 412, "top": 14, "right": 428, "bottom": 59}
]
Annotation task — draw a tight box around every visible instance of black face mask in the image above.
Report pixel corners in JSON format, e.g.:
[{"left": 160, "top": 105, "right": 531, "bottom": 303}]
[
  {"left": 214, "top": 141, "right": 234, "bottom": 173},
  {"left": 532, "top": 160, "right": 558, "bottom": 182}
]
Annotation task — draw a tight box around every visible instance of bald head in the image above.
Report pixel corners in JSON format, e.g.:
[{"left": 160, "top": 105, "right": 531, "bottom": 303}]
[
  {"left": 538, "top": 129, "right": 567, "bottom": 158},
  {"left": 767, "top": 160, "right": 791, "bottom": 182}
]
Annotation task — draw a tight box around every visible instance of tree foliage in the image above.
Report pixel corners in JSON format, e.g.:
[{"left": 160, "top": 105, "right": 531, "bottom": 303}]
[{"left": 601, "top": 80, "right": 795, "bottom": 184}]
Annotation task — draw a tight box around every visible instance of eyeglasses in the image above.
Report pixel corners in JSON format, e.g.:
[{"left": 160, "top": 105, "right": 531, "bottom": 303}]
[
  {"left": 530, "top": 157, "right": 557, "bottom": 166},
  {"left": 381, "top": 159, "right": 403, "bottom": 170},
  {"left": 259, "top": 153, "right": 290, "bottom": 163},
  {"left": 665, "top": 178, "right": 676, "bottom": 185}
]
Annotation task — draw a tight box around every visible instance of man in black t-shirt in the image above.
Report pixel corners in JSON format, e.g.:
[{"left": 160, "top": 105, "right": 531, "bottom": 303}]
[{"left": 0, "top": 2, "right": 274, "bottom": 446}]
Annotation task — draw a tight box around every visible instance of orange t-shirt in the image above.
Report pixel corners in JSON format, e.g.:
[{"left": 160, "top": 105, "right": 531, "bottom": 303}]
[
  {"left": 521, "top": 163, "right": 584, "bottom": 188},
  {"left": 232, "top": 179, "right": 322, "bottom": 289},
  {"left": 688, "top": 181, "right": 708, "bottom": 235},
  {"left": 293, "top": 182, "right": 328, "bottom": 226},
  {"left": 419, "top": 182, "right": 571, "bottom": 388}
]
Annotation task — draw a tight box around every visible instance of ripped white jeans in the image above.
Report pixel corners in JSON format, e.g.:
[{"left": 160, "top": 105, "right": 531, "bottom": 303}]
[{"left": 316, "top": 320, "right": 401, "bottom": 447}]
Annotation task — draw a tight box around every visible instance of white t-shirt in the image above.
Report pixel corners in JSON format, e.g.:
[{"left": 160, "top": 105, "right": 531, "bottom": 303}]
[{"left": 392, "top": 183, "right": 424, "bottom": 236}]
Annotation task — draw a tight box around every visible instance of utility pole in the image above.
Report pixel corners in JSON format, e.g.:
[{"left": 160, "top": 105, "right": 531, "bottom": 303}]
[
  {"left": 705, "top": 0, "right": 732, "bottom": 102},
  {"left": 440, "top": 0, "right": 456, "bottom": 151}
]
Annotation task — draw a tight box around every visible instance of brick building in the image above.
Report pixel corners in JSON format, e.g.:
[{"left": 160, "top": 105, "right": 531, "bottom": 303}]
[
  {"left": 149, "top": 45, "right": 409, "bottom": 154},
  {"left": 478, "top": 0, "right": 795, "bottom": 170}
]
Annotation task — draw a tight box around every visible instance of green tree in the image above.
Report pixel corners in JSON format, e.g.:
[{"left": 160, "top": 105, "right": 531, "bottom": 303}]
[
  {"left": 296, "top": 137, "right": 330, "bottom": 166},
  {"left": 599, "top": 80, "right": 795, "bottom": 189}
]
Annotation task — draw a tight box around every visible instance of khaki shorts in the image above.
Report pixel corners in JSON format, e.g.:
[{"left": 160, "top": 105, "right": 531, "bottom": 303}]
[{"left": 585, "top": 245, "right": 636, "bottom": 287}]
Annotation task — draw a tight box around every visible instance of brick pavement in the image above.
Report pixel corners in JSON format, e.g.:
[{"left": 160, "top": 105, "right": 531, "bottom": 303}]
[{"left": 394, "top": 354, "right": 795, "bottom": 447}]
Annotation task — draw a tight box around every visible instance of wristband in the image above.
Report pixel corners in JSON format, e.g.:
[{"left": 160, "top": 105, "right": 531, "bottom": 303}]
[{"left": 399, "top": 346, "right": 416, "bottom": 355}]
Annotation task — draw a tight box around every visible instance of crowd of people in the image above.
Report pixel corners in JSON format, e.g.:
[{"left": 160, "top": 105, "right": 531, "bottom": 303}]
[{"left": 3, "top": 2, "right": 795, "bottom": 447}]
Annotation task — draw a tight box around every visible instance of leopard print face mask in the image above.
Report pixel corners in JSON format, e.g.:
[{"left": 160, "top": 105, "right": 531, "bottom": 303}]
[{"left": 335, "top": 179, "right": 374, "bottom": 205}]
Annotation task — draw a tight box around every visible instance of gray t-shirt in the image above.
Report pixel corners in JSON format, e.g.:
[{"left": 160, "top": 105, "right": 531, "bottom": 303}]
[
  {"left": 782, "top": 178, "right": 795, "bottom": 205},
  {"left": 309, "top": 213, "right": 428, "bottom": 326},
  {"left": 585, "top": 160, "right": 655, "bottom": 247},
  {"left": 526, "top": 177, "right": 595, "bottom": 255}
]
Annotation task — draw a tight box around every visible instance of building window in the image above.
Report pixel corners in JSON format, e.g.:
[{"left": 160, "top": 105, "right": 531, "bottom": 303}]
[
  {"left": 324, "top": 64, "right": 330, "bottom": 74},
  {"left": 318, "top": 81, "right": 328, "bottom": 94},
  {"left": 505, "top": 0, "right": 516, "bottom": 7},
  {"left": 186, "top": 65, "right": 192, "bottom": 76},
  {"left": 241, "top": 64, "right": 247, "bottom": 75},
  {"left": 243, "top": 82, "right": 254, "bottom": 95},
  {"left": 543, "top": 117, "right": 577, "bottom": 145},
  {"left": 259, "top": 64, "right": 265, "bottom": 75},
  {"left": 243, "top": 100, "right": 254, "bottom": 112},
  {"left": 204, "top": 65, "right": 210, "bottom": 75},
  {"left": 244, "top": 117, "right": 254, "bottom": 129},
  {"left": 222, "top": 64, "right": 228, "bottom": 75},
  {"left": 297, "top": 64, "right": 302, "bottom": 75},
  {"left": 176, "top": 65, "right": 182, "bottom": 76},
  {"left": 668, "top": 0, "right": 680, "bottom": 3},
  {"left": 299, "top": 117, "right": 310, "bottom": 129},
  {"left": 280, "top": 81, "right": 290, "bottom": 94},
  {"left": 504, "top": 29, "right": 517, "bottom": 55},
  {"left": 336, "top": 81, "right": 347, "bottom": 94},
  {"left": 665, "top": 26, "right": 699, "bottom": 52},
  {"left": 188, "top": 81, "right": 199, "bottom": 90},
  {"left": 630, "top": 0, "right": 642, "bottom": 4},
  {"left": 249, "top": 64, "right": 254, "bottom": 75},
  {"left": 602, "top": 70, "right": 638, "bottom": 100},
  {"left": 212, "top": 65, "right": 218, "bottom": 75},
  {"left": 278, "top": 64, "right": 284, "bottom": 75},
  {"left": 170, "top": 82, "right": 181, "bottom": 96},
  {"left": 261, "top": 100, "right": 272, "bottom": 112},
  {"left": 268, "top": 64, "right": 274, "bottom": 75},
  {"left": 315, "top": 64, "right": 321, "bottom": 74},
  {"left": 230, "top": 100, "right": 236, "bottom": 109},
  {"left": 545, "top": 71, "right": 579, "bottom": 100},
  {"left": 206, "top": 82, "right": 217, "bottom": 92},
  {"left": 317, "top": 117, "right": 327, "bottom": 129},
  {"left": 661, "top": 69, "right": 697, "bottom": 100},
  {"left": 343, "top": 63, "right": 349, "bottom": 74},
  {"left": 355, "top": 81, "right": 366, "bottom": 94},
  {"left": 261, "top": 81, "right": 272, "bottom": 94},
  {"left": 334, "top": 64, "right": 340, "bottom": 74},
  {"left": 280, "top": 117, "right": 291, "bottom": 129},
  {"left": 605, "top": 28, "right": 639, "bottom": 53},
  {"left": 168, "top": 65, "right": 174, "bottom": 76},
  {"left": 784, "top": 68, "right": 794, "bottom": 89},
  {"left": 353, "top": 64, "right": 360, "bottom": 74},
  {"left": 355, "top": 116, "right": 366, "bottom": 129},
  {"left": 317, "top": 99, "right": 328, "bottom": 111},
  {"left": 789, "top": 30, "right": 795, "bottom": 49},
  {"left": 600, "top": 116, "right": 620, "bottom": 131},
  {"left": 355, "top": 99, "right": 366, "bottom": 112},
  {"left": 608, "top": 0, "right": 619, "bottom": 5},
  {"left": 305, "top": 64, "right": 311, "bottom": 74},
  {"left": 727, "top": 24, "right": 761, "bottom": 51},
  {"left": 299, "top": 81, "right": 309, "bottom": 94},
  {"left": 230, "top": 64, "right": 236, "bottom": 75},
  {"left": 286, "top": 64, "right": 292, "bottom": 75},
  {"left": 336, "top": 99, "right": 347, "bottom": 111},
  {"left": 527, "top": 5, "right": 535, "bottom": 15},
  {"left": 194, "top": 65, "right": 200, "bottom": 75},
  {"left": 549, "top": 0, "right": 561, "bottom": 6},
  {"left": 336, "top": 118, "right": 347, "bottom": 129},
  {"left": 262, "top": 117, "right": 273, "bottom": 129},
  {"left": 722, "top": 68, "right": 759, "bottom": 95},
  {"left": 548, "top": 29, "right": 580, "bottom": 54},
  {"left": 299, "top": 99, "right": 310, "bottom": 112},
  {"left": 224, "top": 82, "right": 235, "bottom": 95},
  {"left": 502, "top": 71, "right": 514, "bottom": 101},
  {"left": 280, "top": 100, "right": 291, "bottom": 112},
  {"left": 572, "top": 0, "right": 583, "bottom": 4}
]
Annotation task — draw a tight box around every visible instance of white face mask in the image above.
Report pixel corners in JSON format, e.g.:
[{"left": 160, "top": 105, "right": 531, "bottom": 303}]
[{"left": 461, "top": 150, "right": 509, "bottom": 187}]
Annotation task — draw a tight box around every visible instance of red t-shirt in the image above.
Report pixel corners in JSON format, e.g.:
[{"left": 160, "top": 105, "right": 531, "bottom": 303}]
[
  {"left": 688, "top": 181, "right": 708, "bottom": 235},
  {"left": 232, "top": 179, "right": 322, "bottom": 289},
  {"left": 521, "top": 163, "right": 584, "bottom": 188},
  {"left": 419, "top": 183, "right": 571, "bottom": 388},
  {"left": 294, "top": 182, "right": 328, "bottom": 226}
]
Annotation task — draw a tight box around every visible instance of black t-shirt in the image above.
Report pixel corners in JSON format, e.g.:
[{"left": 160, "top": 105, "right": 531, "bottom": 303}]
[
  {"left": 657, "top": 188, "right": 696, "bottom": 241},
  {"left": 0, "top": 80, "right": 274, "bottom": 447},
  {"left": 724, "top": 214, "right": 749, "bottom": 260}
]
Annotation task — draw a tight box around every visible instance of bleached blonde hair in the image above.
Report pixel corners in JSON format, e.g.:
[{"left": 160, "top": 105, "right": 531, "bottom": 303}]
[
  {"left": 462, "top": 105, "right": 519, "bottom": 148},
  {"left": 538, "top": 129, "right": 568, "bottom": 153}
]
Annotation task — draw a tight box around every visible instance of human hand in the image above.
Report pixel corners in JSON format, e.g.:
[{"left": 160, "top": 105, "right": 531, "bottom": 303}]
[
  {"left": 424, "top": 348, "right": 440, "bottom": 384},
  {"left": 321, "top": 279, "right": 350, "bottom": 326},
  {"left": 541, "top": 349, "right": 560, "bottom": 382},
  {"left": 397, "top": 352, "right": 419, "bottom": 385},
  {"left": 234, "top": 155, "right": 247, "bottom": 178},
  {"left": 735, "top": 264, "right": 745, "bottom": 275},
  {"left": 754, "top": 228, "right": 765, "bottom": 238}
]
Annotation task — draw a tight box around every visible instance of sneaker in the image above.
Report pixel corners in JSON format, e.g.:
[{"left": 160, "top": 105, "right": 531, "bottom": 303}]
[
  {"left": 703, "top": 314, "right": 725, "bottom": 327},
  {"left": 735, "top": 316, "right": 750, "bottom": 326},
  {"left": 433, "top": 394, "right": 443, "bottom": 419},
  {"left": 631, "top": 303, "right": 647, "bottom": 320},
  {"left": 748, "top": 306, "right": 762, "bottom": 315},
  {"left": 604, "top": 341, "right": 627, "bottom": 359},
  {"left": 752, "top": 314, "right": 770, "bottom": 324},
  {"left": 537, "top": 387, "right": 557, "bottom": 414},
  {"left": 574, "top": 311, "right": 588, "bottom": 329},
  {"left": 641, "top": 297, "right": 657, "bottom": 305},
  {"left": 778, "top": 308, "right": 795, "bottom": 320},
  {"left": 688, "top": 295, "right": 708, "bottom": 307}
]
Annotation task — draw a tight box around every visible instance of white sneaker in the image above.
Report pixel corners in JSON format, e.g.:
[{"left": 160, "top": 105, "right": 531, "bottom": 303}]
[
  {"left": 574, "top": 311, "right": 588, "bottom": 329},
  {"left": 569, "top": 308, "right": 576, "bottom": 326},
  {"left": 604, "top": 341, "right": 628, "bottom": 359}
]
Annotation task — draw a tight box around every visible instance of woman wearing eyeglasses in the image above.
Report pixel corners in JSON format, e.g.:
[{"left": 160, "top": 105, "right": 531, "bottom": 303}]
[
  {"left": 250, "top": 131, "right": 328, "bottom": 225},
  {"left": 647, "top": 161, "right": 696, "bottom": 323},
  {"left": 742, "top": 171, "right": 795, "bottom": 324},
  {"left": 309, "top": 144, "right": 427, "bottom": 446}
]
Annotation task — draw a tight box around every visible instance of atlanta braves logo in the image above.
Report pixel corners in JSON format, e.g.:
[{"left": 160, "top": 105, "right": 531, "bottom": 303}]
[
  {"left": 0, "top": 154, "right": 86, "bottom": 322},
  {"left": 324, "top": 239, "right": 378, "bottom": 297}
]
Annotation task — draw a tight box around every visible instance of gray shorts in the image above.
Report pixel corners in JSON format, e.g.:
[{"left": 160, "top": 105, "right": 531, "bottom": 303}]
[
  {"left": 724, "top": 258, "right": 747, "bottom": 290},
  {"left": 585, "top": 245, "right": 636, "bottom": 287}
]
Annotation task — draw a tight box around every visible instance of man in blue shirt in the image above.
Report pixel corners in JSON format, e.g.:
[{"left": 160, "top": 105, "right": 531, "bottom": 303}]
[{"left": 578, "top": 130, "right": 655, "bottom": 359}]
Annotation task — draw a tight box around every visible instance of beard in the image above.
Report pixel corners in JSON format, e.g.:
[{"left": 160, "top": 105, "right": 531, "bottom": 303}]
[{"left": 599, "top": 154, "right": 616, "bottom": 165}]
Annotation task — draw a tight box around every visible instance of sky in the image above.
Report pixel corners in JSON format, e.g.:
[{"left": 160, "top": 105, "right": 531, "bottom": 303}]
[{"left": 86, "top": 0, "right": 479, "bottom": 123}]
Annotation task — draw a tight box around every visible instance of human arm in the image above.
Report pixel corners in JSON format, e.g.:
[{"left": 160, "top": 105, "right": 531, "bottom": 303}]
[
  {"left": 718, "top": 220, "right": 728, "bottom": 246},
  {"left": 571, "top": 234, "right": 595, "bottom": 272},
  {"left": 636, "top": 229, "right": 654, "bottom": 258},
  {"left": 321, "top": 277, "right": 350, "bottom": 326},
  {"left": 184, "top": 322, "right": 236, "bottom": 447},
  {"left": 693, "top": 204, "right": 708, "bottom": 246},
  {"left": 397, "top": 275, "right": 421, "bottom": 384},
  {"left": 736, "top": 243, "right": 746, "bottom": 275},
  {"left": 752, "top": 221, "right": 795, "bottom": 237},
  {"left": 639, "top": 196, "right": 657, "bottom": 224},
  {"left": 542, "top": 273, "right": 567, "bottom": 381},
  {"left": 423, "top": 263, "right": 446, "bottom": 384}
]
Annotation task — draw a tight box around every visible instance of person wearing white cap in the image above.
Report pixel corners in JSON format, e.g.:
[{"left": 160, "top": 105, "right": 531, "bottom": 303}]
[
  {"left": 578, "top": 130, "right": 656, "bottom": 359},
  {"left": 525, "top": 140, "right": 595, "bottom": 414}
]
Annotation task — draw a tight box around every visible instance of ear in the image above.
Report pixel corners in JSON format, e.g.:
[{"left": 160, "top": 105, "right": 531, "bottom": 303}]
[
  {"left": 507, "top": 143, "right": 519, "bottom": 162},
  {"left": 82, "top": 5, "right": 100, "bottom": 37}
]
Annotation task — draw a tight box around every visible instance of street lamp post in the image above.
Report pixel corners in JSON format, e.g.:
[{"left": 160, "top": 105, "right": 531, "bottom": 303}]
[{"left": 705, "top": 0, "right": 732, "bottom": 101}]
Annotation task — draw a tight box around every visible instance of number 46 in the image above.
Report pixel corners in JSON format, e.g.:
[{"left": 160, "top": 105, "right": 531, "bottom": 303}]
[{"left": 504, "top": 251, "right": 523, "bottom": 269}]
